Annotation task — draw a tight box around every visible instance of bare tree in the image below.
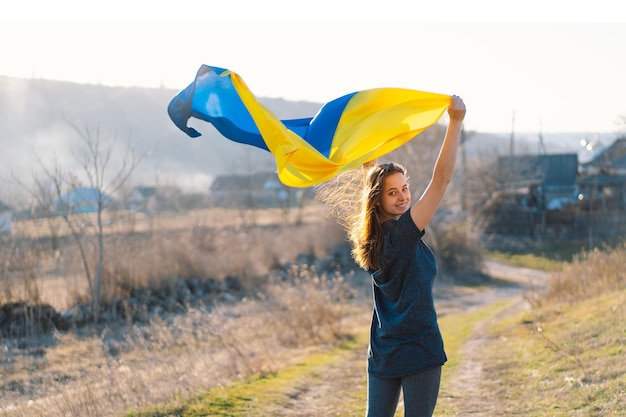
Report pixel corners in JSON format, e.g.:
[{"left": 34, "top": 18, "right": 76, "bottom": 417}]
[
  {"left": 22, "top": 120, "right": 144, "bottom": 322},
  {"left": 14, "top": 154, "right": 64, "bottom": 251}
]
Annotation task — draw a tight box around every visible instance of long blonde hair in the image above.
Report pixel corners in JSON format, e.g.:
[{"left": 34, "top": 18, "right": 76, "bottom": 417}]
[{"left": 315, "top": 162, "right": 407, "bottom": 271}]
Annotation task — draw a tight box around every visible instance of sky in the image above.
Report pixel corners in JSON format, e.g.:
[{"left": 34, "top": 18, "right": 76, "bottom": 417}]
[{"left": 2, "top": 1, "right": 626, "bottom": 135}]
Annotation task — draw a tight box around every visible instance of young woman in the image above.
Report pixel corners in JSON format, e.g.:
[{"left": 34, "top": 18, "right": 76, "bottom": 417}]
[{"left": 320, "top": 95, "right": 466, "bottom": 417}]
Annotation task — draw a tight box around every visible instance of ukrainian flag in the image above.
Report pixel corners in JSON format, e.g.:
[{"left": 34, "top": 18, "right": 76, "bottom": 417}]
[{"left": 168, "top": 65, "right": 451, "bottom": 187}]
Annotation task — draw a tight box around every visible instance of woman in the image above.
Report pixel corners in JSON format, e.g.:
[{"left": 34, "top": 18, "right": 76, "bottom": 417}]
[{"left": 320, "top": 95, "right": 466, "bottom": 417}]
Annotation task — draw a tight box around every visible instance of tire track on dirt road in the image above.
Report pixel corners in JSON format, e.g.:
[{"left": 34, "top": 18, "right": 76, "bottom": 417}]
[
  {"left": 245, "top": 261, "right": 549, "bottom": 416},
  {"left": 264, "top": 343, "right": 369, "bottom": 417},
  {"left": 442, "top": 261, "right": 549, "bottom": 416}
]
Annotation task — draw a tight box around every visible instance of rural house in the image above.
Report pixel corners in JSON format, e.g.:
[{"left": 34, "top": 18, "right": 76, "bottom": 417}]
[
  {"left": 484, "top": 153, "right": 579, "bottom": 236},
  {"left": 578, "top": 137, "right": 626, "bottom": 211},
  {"left": 484, "top": 138, "right": 626, "bottom": 240},
  {"left": 0, "top": 200, "right": 12, "bottom": 234},
  {"left": 581, "top": 137, "right": 626, "bottom": 175},
  {"left": 53, "top": 187, "right": 113, "bottom": 215},
  {"left": 210, "top": 172, "right": 308, "bottom": 208},
  {"left": 495, "top": 153, "right": 579, "bottom": 210},
  {"left": 126, "top": 186, "right": 158, "bottom": 213},
  {"left": 125, "top": 185, "right": 209, "bottom": 213}
]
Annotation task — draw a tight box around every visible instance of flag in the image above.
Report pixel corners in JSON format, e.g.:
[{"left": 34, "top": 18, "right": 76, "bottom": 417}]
[{"left": 168, "top": 65, "right": 451, "bottom": 187}]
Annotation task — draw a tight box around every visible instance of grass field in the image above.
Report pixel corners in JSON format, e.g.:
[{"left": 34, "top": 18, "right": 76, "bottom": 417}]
[
  {"left": 2, "top": 207, "right": 624, "bottom": 416},
  {"left": 119, "top": 284, "right": 625, "bottom": 417}
]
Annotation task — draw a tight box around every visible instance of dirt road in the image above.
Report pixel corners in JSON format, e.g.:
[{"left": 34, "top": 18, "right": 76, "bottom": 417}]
[
  {"left": 441, "top": 260, "right": 548, "bottom": 416},
  {"left": 240, "top": 260, "right": 549, "bottom": 416}
]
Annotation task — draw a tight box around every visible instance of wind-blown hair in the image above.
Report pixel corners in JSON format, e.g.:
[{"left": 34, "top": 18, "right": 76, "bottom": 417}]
[{"left": 315, "top": 161, "right": 408, "bottom": 271}]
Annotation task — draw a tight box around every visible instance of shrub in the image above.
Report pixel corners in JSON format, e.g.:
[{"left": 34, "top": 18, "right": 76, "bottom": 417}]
[{"left": 427, "top": 218, "right": 485, "bottom": 282}]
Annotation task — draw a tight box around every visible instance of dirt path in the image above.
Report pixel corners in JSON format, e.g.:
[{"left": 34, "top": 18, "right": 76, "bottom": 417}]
[
  {"left": 437, "top": 260, "right": 549, "bottom": 416},
  {"left": 444, "top": 297, "right": 526, "bottom": 416},
  {"left": 253, "top": 260, "right": 549, "bottom": 416},
  {"left": 262, "top": 344, "right": 369, "bottom": 416}
]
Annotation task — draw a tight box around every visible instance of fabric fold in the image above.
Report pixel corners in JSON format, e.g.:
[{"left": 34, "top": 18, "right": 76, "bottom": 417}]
[{"left": 168, "top": 65, "right": 451, "bottom": 187}]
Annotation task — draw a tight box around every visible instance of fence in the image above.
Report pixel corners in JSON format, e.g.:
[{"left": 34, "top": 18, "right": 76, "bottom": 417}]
[{"left": 484, "top": 205, "right": 626, "bottom": 243}]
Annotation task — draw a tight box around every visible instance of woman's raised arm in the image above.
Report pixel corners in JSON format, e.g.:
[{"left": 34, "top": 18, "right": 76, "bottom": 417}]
[{"left": 410, "top": 95, "right": 466, "bottom": 231}]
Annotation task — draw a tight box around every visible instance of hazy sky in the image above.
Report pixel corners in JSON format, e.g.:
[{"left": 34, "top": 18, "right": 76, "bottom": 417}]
[{"left": 2, "top": 2, "right": 626, "bottom": 134}]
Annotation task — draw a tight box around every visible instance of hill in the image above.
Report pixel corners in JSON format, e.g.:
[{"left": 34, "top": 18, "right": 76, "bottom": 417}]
[
  {"left": 0, "top": 76, "right": 619, "bottom": 201},
  {"left": 0, "top": 76, "right": 321, "bottom": 197}
]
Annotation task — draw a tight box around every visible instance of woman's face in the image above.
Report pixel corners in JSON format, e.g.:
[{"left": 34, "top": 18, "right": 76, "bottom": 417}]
[{"left": 379, "top": 172, "right": 411, "bottom": 219}]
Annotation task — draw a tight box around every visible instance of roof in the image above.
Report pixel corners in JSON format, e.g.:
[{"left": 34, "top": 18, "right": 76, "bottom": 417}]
[
  {"left": 0, "top": 200, "right": 12, "bottom": 212},
  {"left": 56, "top": 187, "right": 112, "bottom": 205},
  {"left": 53, "top": 187, "right": 114, "bottom": 214},
  {"left": 583, "top": 137, "right": 626, "bottom": 170},
  {"left": 132, "top": 186, "right": 158, "bottom": 198},
  {"left": 498, "top": 153, "right": 579, "bottom": 188}
]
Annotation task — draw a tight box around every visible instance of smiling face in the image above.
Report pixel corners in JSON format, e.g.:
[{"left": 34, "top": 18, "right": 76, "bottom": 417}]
[{"left": 379, "top": 171, "right": 411, "bottom": 219}]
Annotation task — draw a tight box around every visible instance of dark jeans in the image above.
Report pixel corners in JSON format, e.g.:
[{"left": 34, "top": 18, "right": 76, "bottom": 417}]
[{"left": 366, "top": 366, "right": 442, "bottom": 417}]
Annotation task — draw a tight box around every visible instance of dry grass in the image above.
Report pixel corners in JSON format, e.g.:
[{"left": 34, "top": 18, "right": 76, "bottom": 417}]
[
  {"left": 542, "top": 242, "right": 626, "bottom": 303},
  {"left": 0, "top": 203, "right": 491, "bottom": 417},
  {"left": 10, "top": 207, "right": 322, "bottom": 240},
  {"left": 1, "top": 204, "right": 364, "bottom": 416},
  {"left": 0, "top": 265, "right": 364, "bottom": 417},
  {"left": 1, "top": 205, "right": 344, "bottom": 310},
  {"left": 446, "top": 242, "right": 626, "bottom": 416},
  {"left": 475, "top": 289, "right": 626, "bottom": 416},
  {"left": 113, "top": 243, "right": 626, "bottom": 417}
]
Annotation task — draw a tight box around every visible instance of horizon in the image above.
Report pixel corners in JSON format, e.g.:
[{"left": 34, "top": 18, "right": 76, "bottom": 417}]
[
  {"left": 1, "top": 19, "right": 626, "bottom": 135},
  {"left": 2, "top": 73, "right": 623, "bottom": 140},
  {"left": 1, "top": 67, "right": 625, "bottom": 139}
]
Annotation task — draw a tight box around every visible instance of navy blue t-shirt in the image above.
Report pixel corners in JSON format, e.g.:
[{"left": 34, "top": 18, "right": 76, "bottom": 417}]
[{"left": 367, "top": 210, "right": 447, "bottom": 378}]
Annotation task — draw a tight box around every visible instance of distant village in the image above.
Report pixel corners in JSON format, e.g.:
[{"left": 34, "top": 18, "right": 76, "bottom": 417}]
[
  {"left": 2, "top": 137, "right": 626, "bottom": 243},
  {"left": 0, "top": 172, "right": 312, "bottom": 235},
  {"left": 484, "top": 137, "right": 626, "bottom": 241}
]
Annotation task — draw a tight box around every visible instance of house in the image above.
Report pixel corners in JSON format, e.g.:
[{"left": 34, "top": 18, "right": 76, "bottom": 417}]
[
  {"left": 53, "top": 187, "right": 113, "bottom": 215},
  {"left": 0, "top": 200, "right": 12, "bottom": 234},
  {"left": 210, "top": 172, "right": 307, "bottom": 208},
  {"left": 578, "top": 137, "right": 626, "bottom": 211},
  {"left": 124, "top": 185, "right": 207, "bottom": 213},
  {"left": 484, "top": 142, "right": 626, "bottom": 240},
  {"left": 483, "top": 153, "right": 580, "bottom": 236},
  {"left": 126, "top": 186, "right": 159, "bottom": 212},
  {"left": 581, "top": 137, "right": 626, "bottom": 175},
  {"left": 495, "top": 153, "right": 579, "bottom": 210}
]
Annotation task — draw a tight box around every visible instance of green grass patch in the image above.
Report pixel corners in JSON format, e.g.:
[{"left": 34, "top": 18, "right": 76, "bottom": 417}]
[
  {"left": 125, "top": 334, "right": 369, "bottom": 417},
  {"left": 125, "top": 286, "right": 626, "bottom": 416},
  {"left": 435, "top": 299, "right": 516, "bottom": 415},
  {"left": 488, "top": 238, "right": 588, "bottom": 268},
  {"left": 438, "top": 299, "right": 514, "bottom": 372},
  {"left": 489, "top": 250, "right": 566, "bottom": 271},
  {"left": 126, "top": 299, "right": 522, "bottom": 417}
]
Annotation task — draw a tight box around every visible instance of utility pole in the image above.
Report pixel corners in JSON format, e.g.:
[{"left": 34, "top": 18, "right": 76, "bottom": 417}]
[
  {"left": 538, "top": 119, "right": 547, "bottom": 154},
  {"left": 509, "top": 110, "right": 515, "bottom": 156}
]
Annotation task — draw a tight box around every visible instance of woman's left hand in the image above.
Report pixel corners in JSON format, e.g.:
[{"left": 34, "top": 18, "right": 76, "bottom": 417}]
[{"left": 448, "top": 95, "right": 466, "bottom": 122}]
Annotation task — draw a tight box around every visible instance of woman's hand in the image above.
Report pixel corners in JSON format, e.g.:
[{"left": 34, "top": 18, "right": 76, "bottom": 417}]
[{"left": 448, "top": 95, "right": 466, "bottom": 122}]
